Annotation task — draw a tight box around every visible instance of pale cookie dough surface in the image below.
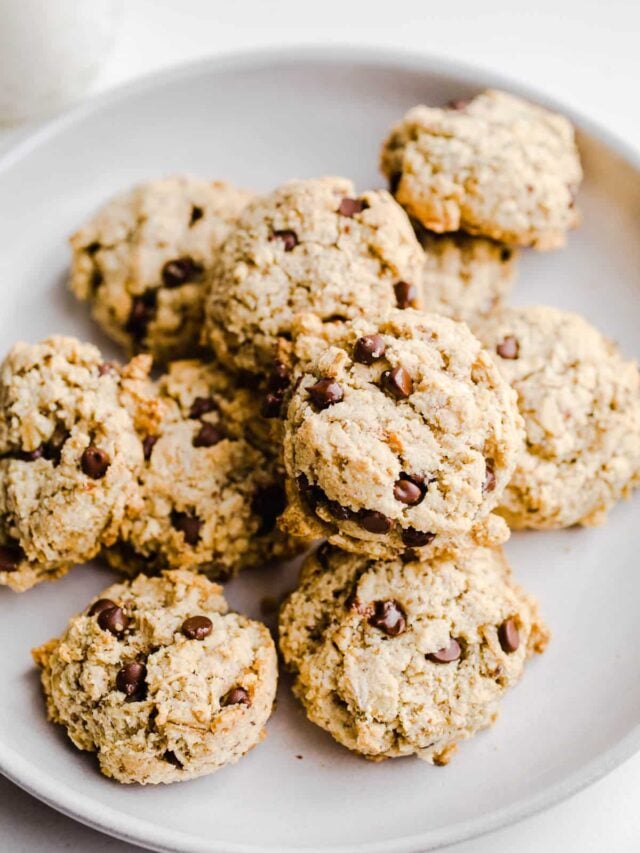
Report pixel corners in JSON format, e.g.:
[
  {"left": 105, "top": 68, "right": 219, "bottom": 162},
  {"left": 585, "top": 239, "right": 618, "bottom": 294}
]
[
  {"left": 279, "top": 544, "right": 548, "bottom": 763},
  {"left": 70, "top": 176, "right": 253, "bottom": 362},
  {"left": 418, "top": 230, "right": 517, "bottom": 327},
  {"left": 202, "top": 177, "right": 424, "bottom": 374},
  {"left": 279, "top": 310, "right": 523, "bottom": 559},
  {"left": 0, "top": 337, "right": 143, "bottom": 592},
  {"left": 33, "top": 570, "right": 277, "bottom": 784},
  {"left": 381, "top": 89, "right": 582, "bottom": 249},
  {"left": 106, "top": 358, "right": 304, "bottom": 580},
  {"left": 476, "top": 305, "right": 640, "bottom": 528}
]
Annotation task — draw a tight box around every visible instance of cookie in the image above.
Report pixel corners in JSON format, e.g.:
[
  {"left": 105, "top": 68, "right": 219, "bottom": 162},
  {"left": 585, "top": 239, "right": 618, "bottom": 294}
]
[
  {"left": 69, "top": 176, "right": 253, "bottom": 362},
  {"left": 202, "top": 177, "right": 424, "bottom": 375},
  {"left": 476, "top": 305, "right": 640, "bottom": 528},
  {"left": 105, "top": 358, "right": 305, "bottom": 579},
  {"left": 418, "top": 230, "right": 517, "bottom": 326},
  {"left": 279, "top": 543, "right": 548, "bottom": 764},
  {"left": 279, "top": 309, "right": 523, "bottom": 559},
  {"left": 33, "top": 570, "right": 277, "bottom": 784},
  {"left": 0, "top": 337, "right": 143, "bottom": 592},
  {"left": 381, "top": 89, "right": 582, "bottom": 249}
]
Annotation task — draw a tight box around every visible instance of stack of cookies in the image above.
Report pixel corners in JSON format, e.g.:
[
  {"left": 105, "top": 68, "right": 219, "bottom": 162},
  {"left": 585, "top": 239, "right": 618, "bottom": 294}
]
[{"left": 2, "top": 89, "right": 638, "bottom": 785}]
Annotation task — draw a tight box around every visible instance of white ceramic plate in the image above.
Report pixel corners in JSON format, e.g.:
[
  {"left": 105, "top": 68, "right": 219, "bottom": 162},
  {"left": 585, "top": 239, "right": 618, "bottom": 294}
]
[{"left": 0, "top": 46, "right": 639, "bottom": 853}]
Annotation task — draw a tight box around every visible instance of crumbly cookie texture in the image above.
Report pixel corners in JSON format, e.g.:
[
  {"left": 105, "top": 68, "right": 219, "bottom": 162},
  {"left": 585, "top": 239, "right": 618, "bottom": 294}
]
[
  {"left": 381, "top": 89, "right": 582, "bottom": 249},
  {"left": 33, "top": 570, "right": 277, "bottom": 784},
  {"left": 69, "top": 176, "right": 253, "bottom": 362},
  {"left": 105, "top": 358, "right": 305, "bottom": 580},
  {"left": 279, "top": 543, "right": 548, "bottom": 764},
  {"left": 279, "top": 310, "right": 523, "bottom": 559},
  {"left": 0, "top": 337, "right": 143, "bottom": 592},
  {"left": 476, "top": 305, "right": 640, "bottom": 528},
  {"left": 202, "top": 177, "right": 425, "bottom": 375},
  {"left": 418, "top": 230, "right": 517, "bottom": 327}
]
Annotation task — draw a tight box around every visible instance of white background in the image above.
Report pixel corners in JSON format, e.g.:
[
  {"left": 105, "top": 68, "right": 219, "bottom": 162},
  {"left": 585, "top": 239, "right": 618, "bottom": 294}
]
[{"left": 1, "top": 1, "right": 639, "bottom": 850}]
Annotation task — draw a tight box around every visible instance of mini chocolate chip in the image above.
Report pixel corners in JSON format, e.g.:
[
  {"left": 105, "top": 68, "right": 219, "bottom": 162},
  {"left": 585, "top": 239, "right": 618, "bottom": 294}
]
[
  {"left": 90, "top": 269, "right": 103, "bottom": 291},
  {"left": 327, "top": 500, "right": 357, "bottom": 521},
  {"left": 496, "top": 335, "right": 519, "bottom": 359},
  {"left": 42, "top": 433, "right": 69, "bottom": 466},
  {"left": 498, "top": 618, "right": 520, "bottom": 653},
  {"left": 0, "top": 543, "right": 24, "bottom": 572},
  {"left": 163, "top": 750, "right": 183, "bottom": 768},
  {"left": 267, "top": 361, "right": 291, "bottom": 393},
  {"left": 14, "top": 445, "right": 44, "bottom": 462},
  {"left": 368, "top": 600, "right": 407, "bottom": 636},
  {"left": 401, "top": 527, "right": 435, "bottom": 548},
  {"left": 270, "top": 229, "right": 298, "bottom": 251},
  {"left": 358, "top": 510, "right": 393, "bottom": 534},
  {"left": 81, "top": 446, "right": 110, "bottom": 479},
  {"left": 98, "top": 606, "right": 129, "bottom": 637},
  {"left": 394, "top": 281, "right": 418, "bottom": 309},
  {"left": 161, "top": 257, "right": 204, "bottom": 288},
  {"left": 126, "top": 292, "right": 157, "bottom": 341},
  {"left": 337, "top": 197, "right": 367, "bottom": 217},
  {"left": 401, "top": 549, "right": 419, "bottom": 563},
  {"left": 261, "top": 393, "right": 284, "bottom": 418},
  {"left": 427, "top": 637, "right": 462, "bottom": 664},
  {"left": 500, "top": 247, "right": 513, "bottom": 262},
  {"left": 483, "top": 458, "right": 496, "bottom": 494},
  {"left": 315, "top": 541, "right": 332, "bottom": 569},
  {"left": 86, "top": 241, "right": 101, "bottom": 255},
  {"left": 394, "top": 475, "right": 425, "bottom": 505},
  {"left": 182, "top": 615, "right": 213, "bottom": 640},
  {"left": 380, "top": 366, "right": 413, "bottom": 400},
  {"left": 190, "top": 206, "right": 204, "bottom": 226},
  {"left": 116, "top": 662, "right": 147, "bottom": 698},
  {"left": 88, "top": 598, "right": 118, "bottom": 617},
  {"left": 252, "top": 484, "right": 286, "bottom": 533},
  {"left": 307, "top": 378, "right": 343, "bottom": 410},
  {"left": 389, "top": 172, "right": 401, "bottom": 194},
  {"left": 189, "top": 396, "right": 218, "bottom": 419},
  {"left": 142, "top": 434, "right": 159, "bottom": 460},
  {"left": 297, "top": 473, "right": 325, "bottom": 510},
  {"left": 193, "top": 422, "right": 224, "bottom": 448},
  {"left": 221, "top": 687, "right": 251, "bottom": 707},
  {"left": 353, "top": 334, "right": 386, "bottom": 365},
  {"left": 171, "top": 511, "right": 202, "bottom": 546},
  {"left": 98, "top": 362, "right": 116, "bottom": 376}
]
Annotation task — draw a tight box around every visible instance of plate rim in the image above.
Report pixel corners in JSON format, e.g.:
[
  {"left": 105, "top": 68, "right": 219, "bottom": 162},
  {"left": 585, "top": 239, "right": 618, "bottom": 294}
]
[{"left": 1, "top": 42, "right": 639, "bottom": 853}]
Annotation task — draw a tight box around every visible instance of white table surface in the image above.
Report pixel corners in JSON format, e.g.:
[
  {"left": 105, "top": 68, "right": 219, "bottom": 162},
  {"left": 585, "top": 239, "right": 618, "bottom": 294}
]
[{"left": 1, "top": 1, "right": 639, "bottom": 850}]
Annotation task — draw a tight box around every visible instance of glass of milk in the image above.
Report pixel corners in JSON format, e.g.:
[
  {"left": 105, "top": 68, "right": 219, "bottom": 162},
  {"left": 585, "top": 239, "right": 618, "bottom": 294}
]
[{"left": 0, "top": 0, "right": 122, "bottom": 125}]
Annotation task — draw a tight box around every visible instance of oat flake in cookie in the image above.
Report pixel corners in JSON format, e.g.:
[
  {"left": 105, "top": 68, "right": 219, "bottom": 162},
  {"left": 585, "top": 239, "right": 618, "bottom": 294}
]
[
  {"left": 381, "top": 89, "right": 582, "bottom": 249},
  {"left": 279, "top": 310, "right": 523, "bottom": 560},
  {"left": 33, "top": 570, "right": 277, "bottom": 784},
  {"left": 105, "top": 358, "right": 305, "bottom": 580},
  {"left": 69, "top": 176, "right": 253, "bottom": 362},
  {"left": 279, "top": 544, "right": 548, "bottom": 764},
  {"left": 202, "top": 177, "right": 424, "bottom": 375},
  {"left": 0, "top": 337, "right": 143, "bottom": 592},
  {"left": 476, "top": 305, "right": 640, "bottom": 529}
]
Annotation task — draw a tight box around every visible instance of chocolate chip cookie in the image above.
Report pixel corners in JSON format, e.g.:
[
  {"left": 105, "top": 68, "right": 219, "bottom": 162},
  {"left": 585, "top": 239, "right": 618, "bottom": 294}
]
[
  {"left": 33, "top": 570, "right": 277, "bottom": 784},
  {"left": 381, "top": 89, "right": 582, "bottom": 249},
  {"left": 279, "top": 543, "right": 548, "bottom": 764}
]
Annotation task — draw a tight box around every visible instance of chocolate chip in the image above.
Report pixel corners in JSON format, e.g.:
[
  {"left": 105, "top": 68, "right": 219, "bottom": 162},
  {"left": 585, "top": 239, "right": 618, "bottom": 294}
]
[
  {"left": 297, "top": 473, "right": 325, "bottom": 510},
  {"left": 327, "top": 500, "right": 357, "bottom": 521},
  {"left": 401, "top": 527, "right": 435, "bottom": 548},
  {"left": 267, "top": 361, "right": 291, "bottom": 393},
  {"left": 189, "top": 396, "right": 218, "bottom": 419},
  {"left": 142, "top": 435, "right": 159, "bottom": 460},
  {"left": 163, "top": 750, "right": 183, "bottom": 768},
  {"left": 307, "top": 378, "right": 343, "bottom": 410},
  {"left": 394, "top": 474, "right": 425, "bottom": 505},
  {"left": 483, "top": 458, "right": 496, "bottom": 494},
  {"left": 171, "top": 511, "right": 202, "bottom": 546},
  {"left": 81, "top": 445, "right": 110, "bottom": 479},
  {"left": 337, "top": 197, "right": 368, "bottom": 217},
  {"left": 252, "top": 484, "right": 286, "bottom": 533},
  {"left": 41, "top": 433, "right": 68, "bottom": 466},
  {"left": 394, "top": 281, "right": 418, "bottom": 309},
  {"left": 498, "top": 618, "right": 520, "bottom": 653},
  {"left": 500, "top": 247, "right": 513, "bottom": 262},
  {"left": 88, "top": 598, "right": 118, "bottom": 617},
  {"left": 353, "top": 334, "right": 386, "bottom": 365},
  {"left": 98, "top": 362, "right": 116, "bottom": 376},
  {"left": 13, "top": 445, "right": 44, "bottom": 462},
  {"left": 427, "top": 637, "right": 462, "bottom": 664},
  {"left": 315, "top": 541, "right": 332, "bottom": 569},
  {"left": 190, "top": 206, "right": 204, "bottom": 226},
  {"left": 192, "top": 422, "right": 224, "bottom": 448},
  {"left": 86, "top": 241, "right": 101, "bottom": 255},
  {"left": 496, "top": 335, "right": 519, "bottom": 359},
  {"left": 90, "top": 270, "right": 103, "bottom": 291},
  {"left": 126, "top": 292, "right": 157, "bottom": 341},
  {"left": 261, "top": 393, "right": 284, "bottom": 418},
  {"left": 270, "top": 229, "right": 298, "bottom": 251},
  {"left": 358, "top": 510, "right": 393, "bottom": 534},
  {"left": 389, "top": 172, "right": 401, "bottom": 194},
  {"left": 380, "top": 366, "right": 413, "bottom": 400},
  {"left": 221, "top": 686, "right": 251, "bottom": 707},
  {"left": 116, "top": 662, "right": 147, "bottom": 699},
  {"left": 181, "top": 615, "right": 213, "bottom": 640},
  {"left": 98, "top": 606, "right": 129, "bottom": 637},
  {"left": 161, "top": 257, "right": 204, "bottom": 288},
  {"left": 0, "top": 543, "right": 24, "bottom": 572},
  {"left": 368, "top": 600, "right": 407, "bottom": 636}
]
